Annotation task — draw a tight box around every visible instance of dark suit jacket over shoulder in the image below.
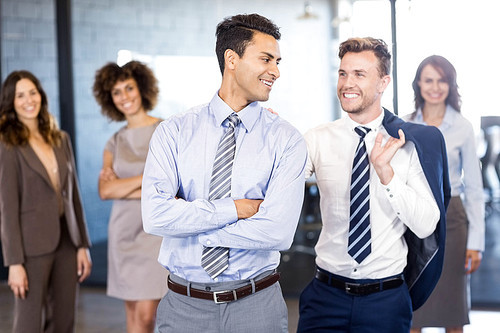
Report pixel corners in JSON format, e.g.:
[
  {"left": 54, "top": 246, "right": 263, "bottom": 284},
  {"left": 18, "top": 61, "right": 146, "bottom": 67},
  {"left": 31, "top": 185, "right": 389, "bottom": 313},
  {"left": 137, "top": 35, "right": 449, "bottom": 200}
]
[
  {"left": 0, "top": 131, "right": 91, "bottom": 266},
  {"left": 382, "top": 109, "right": 451, "bottom": 311}
]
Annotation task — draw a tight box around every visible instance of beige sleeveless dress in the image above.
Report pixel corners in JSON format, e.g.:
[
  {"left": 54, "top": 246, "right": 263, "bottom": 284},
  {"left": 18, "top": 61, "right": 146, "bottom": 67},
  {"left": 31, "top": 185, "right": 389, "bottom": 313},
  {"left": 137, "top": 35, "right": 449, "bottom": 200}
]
[{"left": 105, "top": 120, "right": 168, "bottom": 300}]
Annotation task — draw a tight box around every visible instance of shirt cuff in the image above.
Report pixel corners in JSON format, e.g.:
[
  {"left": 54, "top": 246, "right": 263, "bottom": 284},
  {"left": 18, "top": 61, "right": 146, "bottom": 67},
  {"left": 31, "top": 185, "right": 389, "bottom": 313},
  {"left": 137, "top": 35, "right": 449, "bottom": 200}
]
[
  {"left": 198, "top": 197, "right": 237, "bottom": 247},
  {"left": 466, "top": 233, "right": 485, "bottom": 252},
  {"left": 212, "top": 197, "right": 238, "bottom": 226},
  {"left": 380, "top": 174, "right": 404, "bottom": 216}
]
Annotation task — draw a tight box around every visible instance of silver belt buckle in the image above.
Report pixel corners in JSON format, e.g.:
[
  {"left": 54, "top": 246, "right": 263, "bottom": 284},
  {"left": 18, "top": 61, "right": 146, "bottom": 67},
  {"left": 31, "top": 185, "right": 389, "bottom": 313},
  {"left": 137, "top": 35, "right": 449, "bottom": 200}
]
[
  {"left": 213, "top": 289, "right": 238, "bottom": 303},
  {"left": 345, "top": 282, "right": 360, "bottom": 295}
]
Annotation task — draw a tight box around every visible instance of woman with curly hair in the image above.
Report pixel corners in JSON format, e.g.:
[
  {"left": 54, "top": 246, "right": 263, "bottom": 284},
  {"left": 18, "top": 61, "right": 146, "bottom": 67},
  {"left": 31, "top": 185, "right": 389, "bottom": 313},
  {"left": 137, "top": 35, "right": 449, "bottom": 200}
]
[
  {"left": 0, "top": 70, "right": 92, "bottom": 332},
  {"left": 93, "top": 60, "right": 167, "bottom": 333}
]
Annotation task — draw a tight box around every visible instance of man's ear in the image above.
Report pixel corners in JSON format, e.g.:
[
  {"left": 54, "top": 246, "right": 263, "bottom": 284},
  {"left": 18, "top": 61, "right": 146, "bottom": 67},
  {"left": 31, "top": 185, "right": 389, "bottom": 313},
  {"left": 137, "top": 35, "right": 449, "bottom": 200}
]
[
  {"left": 378, "top": 74, "right": 391, "bottom": 93},
  {"left": 225, "top": 49, "right": 238, "bottom": 70}
]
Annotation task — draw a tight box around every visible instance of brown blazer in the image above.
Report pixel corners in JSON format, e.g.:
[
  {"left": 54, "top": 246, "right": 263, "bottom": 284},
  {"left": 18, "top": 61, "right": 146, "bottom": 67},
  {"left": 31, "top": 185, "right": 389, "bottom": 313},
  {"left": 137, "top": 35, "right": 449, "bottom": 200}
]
[{"left": 0, "top": 131, "right": 91, "bottom": 266}]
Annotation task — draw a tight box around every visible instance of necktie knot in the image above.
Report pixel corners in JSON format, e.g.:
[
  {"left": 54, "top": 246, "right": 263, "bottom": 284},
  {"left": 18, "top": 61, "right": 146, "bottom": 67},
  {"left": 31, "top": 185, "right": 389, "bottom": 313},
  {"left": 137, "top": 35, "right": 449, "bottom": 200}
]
[
  {"left": 354, "top": 126, "right": 371, "bottom": 139},
  {"left": 227, "top": 113, "right": 240, "bottom": 129}
]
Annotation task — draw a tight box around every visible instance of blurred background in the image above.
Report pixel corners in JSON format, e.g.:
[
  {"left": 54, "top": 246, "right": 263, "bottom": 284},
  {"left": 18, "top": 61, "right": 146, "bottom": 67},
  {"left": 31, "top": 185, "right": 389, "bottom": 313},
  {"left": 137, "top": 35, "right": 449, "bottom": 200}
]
[{"left": 1, "top": 0, "right": 499, "bottom": 331}]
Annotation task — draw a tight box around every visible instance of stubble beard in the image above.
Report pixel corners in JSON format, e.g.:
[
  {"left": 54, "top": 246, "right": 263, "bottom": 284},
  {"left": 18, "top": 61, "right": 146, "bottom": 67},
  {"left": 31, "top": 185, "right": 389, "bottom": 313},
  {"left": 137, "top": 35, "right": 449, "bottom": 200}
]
[{"left": 339, "top": 98, "right": 365, "bottom": 115}]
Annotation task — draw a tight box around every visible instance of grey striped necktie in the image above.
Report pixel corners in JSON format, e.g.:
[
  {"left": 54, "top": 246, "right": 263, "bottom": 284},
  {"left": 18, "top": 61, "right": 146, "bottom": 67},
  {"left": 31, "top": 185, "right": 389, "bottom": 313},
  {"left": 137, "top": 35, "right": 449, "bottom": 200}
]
[
  {"left": 201, "top": 113, "right": 240, "bottom": 279},
  {"left": 348, "top": 126, "right": 372, "bottom": 263}
]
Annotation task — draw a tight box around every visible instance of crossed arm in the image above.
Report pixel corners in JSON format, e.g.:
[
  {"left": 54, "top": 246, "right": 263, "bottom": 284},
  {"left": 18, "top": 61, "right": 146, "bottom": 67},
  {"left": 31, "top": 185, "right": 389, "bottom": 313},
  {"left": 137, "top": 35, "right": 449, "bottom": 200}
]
[
  {"left": 142, "top": 122, "right": 307, "bottom": 250},
  {"left": 234, "top": 199, "right": 263, "bottom": 219},
  {"left": 98, "top": 150, "right": 142, "bottom": 200}
]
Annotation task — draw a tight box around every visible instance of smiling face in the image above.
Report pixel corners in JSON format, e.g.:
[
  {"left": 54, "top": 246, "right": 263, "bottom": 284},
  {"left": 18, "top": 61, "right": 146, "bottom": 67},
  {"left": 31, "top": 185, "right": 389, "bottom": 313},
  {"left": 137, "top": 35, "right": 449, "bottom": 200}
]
[
  {"left": 337, "top": 50, "right": 390, "bottom": 123},
  {"left": 418, "top": 64, "right": 449, "bottom": 107},
  {"left": 228, "top": 31, "right": 281, "bottom": 107},
  {"left": 14, "top": 78, "right": 42, "bottom": 125},
  {"left": 111, "top": 78, "right": 144, "bottom": 117}
]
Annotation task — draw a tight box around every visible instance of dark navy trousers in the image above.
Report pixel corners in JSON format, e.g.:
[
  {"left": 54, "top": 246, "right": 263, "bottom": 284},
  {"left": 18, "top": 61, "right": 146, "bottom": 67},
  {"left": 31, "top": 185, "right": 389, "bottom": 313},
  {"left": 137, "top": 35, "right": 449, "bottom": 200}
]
[{"left": 297, "top": 270, "right": 412, "bottom": 332}]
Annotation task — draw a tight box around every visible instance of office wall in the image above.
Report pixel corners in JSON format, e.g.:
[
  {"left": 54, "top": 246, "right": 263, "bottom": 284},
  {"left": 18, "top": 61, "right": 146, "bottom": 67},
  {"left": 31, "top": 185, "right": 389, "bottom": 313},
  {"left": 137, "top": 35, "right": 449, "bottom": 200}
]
[
  {"left": 71, "top": 0, "right": 336, "bottom": 244},
  {"left": 1, "top": 0, "right": 60, "bottom": 118}
]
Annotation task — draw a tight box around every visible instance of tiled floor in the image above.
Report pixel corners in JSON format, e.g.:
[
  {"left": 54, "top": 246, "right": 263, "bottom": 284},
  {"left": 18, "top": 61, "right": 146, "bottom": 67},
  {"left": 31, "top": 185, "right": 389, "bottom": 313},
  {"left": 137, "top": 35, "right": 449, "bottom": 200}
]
[
  {"left": 0, "top": 284, "right": 498, "bottom": 332},
  {"left": 1, "top": 200, "right": 499, "bottom": 332}
]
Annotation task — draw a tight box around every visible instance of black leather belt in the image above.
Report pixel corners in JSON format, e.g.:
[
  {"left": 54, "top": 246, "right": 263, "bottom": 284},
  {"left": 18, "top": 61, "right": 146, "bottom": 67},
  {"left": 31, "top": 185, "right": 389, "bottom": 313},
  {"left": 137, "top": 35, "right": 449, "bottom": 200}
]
[
  {"left": 168, "top": 272, "right": 280, "bottom": 303},
  {"left": 315, "top": 269, "right": 404, "bottom": 296}
]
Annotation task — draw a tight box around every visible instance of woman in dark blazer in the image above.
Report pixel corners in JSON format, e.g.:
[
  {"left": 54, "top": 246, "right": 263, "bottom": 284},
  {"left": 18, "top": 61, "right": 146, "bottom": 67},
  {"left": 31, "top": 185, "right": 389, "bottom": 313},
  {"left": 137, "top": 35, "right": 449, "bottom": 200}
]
[{"left": 0, "top": 70, "right": 92, "bottom": 332}]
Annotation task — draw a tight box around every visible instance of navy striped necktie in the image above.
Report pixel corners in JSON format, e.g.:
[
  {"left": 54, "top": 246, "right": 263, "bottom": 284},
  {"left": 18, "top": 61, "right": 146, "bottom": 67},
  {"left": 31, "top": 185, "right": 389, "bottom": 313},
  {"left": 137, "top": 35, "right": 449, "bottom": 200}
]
[
  {"left": 201, "top": 113, "right": 240, "bottom": 279},
  {"left": 348, "top": 126, "right": 372, "bottom": 263}
]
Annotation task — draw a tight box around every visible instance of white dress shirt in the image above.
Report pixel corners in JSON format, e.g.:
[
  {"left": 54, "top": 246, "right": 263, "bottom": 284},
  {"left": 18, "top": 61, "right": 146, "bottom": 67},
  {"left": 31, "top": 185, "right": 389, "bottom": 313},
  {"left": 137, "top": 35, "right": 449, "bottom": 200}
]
[{"left": 304, "top": 111, "right": 440, "bottom": 279}]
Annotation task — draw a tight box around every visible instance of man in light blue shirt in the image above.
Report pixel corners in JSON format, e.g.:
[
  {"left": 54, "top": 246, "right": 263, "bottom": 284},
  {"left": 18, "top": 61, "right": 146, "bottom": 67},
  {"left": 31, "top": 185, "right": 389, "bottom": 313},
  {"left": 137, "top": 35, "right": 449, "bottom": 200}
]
[{"left": 142, "top": 13, "right": 307, "bottom": 333}]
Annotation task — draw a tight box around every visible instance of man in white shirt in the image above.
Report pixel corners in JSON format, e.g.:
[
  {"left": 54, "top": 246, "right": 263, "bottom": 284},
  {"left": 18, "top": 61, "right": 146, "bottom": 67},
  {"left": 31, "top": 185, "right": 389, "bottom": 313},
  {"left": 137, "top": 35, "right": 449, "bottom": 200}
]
[{"left": 297, "top": 37, "right": 444, "bottom": 332}]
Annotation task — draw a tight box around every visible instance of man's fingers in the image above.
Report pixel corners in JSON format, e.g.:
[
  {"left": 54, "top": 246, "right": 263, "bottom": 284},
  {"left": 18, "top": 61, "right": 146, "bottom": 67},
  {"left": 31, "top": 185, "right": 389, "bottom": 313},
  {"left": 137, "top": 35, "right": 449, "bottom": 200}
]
[{"left": 398, "top": 129, "right": 405, "bottom": 143}]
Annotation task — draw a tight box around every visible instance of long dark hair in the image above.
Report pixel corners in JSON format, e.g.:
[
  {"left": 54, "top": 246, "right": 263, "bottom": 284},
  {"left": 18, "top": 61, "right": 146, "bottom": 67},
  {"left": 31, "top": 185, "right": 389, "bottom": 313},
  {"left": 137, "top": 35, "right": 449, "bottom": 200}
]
[
  {"left": 412, "top": 55, "right": 461, "bottom": 112},
  {"left": 0, "top": 70, "right": 61, "bottom": 147}
]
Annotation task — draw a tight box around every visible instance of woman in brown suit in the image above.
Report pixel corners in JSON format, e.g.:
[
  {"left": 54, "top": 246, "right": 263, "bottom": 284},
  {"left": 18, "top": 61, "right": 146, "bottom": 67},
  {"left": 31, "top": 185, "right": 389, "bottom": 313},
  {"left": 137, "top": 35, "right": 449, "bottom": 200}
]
[{"left": 0, "top": 70, "right": 92, "bottom": 332}]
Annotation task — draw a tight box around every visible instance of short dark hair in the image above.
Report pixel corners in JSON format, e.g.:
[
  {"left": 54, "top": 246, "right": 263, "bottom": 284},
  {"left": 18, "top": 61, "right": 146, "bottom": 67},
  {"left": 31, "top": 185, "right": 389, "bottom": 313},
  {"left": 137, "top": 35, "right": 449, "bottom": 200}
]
[
  {"left": 0, "top": 70, "right": 62, "bottom": 147},
  {"left": 215, "top": 13, "right": 281, "bottom": 74},
  {"left": 93, "top": 60, "right": 159, "bottom": 122},
  {"left": 412, "top": 55, "right": 461, "bottom": 112},
  {"left": 338, "top": 37, "right": 391, "bottom": 77}
]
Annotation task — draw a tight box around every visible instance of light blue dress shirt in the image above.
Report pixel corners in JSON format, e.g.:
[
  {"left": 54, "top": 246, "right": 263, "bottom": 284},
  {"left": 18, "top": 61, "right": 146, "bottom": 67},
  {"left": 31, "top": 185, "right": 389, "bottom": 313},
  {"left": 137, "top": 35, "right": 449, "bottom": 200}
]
[
  {"left": 142, "top": 93, "right": 307, "bottom": 283},
  {"left": 404, "top": 106, "right": 485, "bottom": 251}
]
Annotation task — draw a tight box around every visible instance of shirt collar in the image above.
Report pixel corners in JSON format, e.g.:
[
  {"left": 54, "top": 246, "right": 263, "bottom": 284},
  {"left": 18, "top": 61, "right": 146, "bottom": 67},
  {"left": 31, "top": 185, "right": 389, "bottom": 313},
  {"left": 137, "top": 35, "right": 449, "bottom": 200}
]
[
  {"left": 440, "top": 105, "right": 457, "bottom": 130},
  {"left": 415, "top": 105, "right": 456, "bottom": 130},
  {"left": 346, "top": 109, "right": 385, "bottom": 136},
  {"left": 414, "top": 108, "right": 425, "bottom": 123},
  {"left": 209, "top": 92, "right": 261, "bottom": 132}
]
